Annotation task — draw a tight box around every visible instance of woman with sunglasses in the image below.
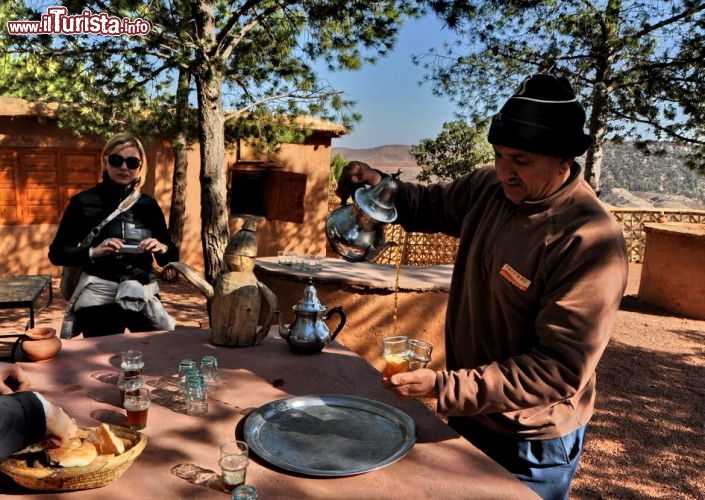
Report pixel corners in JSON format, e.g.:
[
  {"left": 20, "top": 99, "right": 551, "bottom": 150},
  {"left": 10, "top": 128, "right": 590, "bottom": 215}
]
[{"left": 49, "top": 133, "right": 179, "bottom": 337}]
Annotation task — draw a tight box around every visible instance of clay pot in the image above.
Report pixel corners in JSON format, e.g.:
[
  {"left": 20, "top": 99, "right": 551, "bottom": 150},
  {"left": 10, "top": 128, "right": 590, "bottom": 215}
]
[{"left": 21, "top": 327, "right": 62, "bottom": 362}]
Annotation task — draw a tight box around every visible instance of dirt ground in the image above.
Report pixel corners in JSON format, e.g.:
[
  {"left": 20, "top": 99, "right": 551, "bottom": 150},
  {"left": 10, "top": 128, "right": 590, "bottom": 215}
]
[{"left": 1, "top": 263, "right": 703, "bottom": 499}]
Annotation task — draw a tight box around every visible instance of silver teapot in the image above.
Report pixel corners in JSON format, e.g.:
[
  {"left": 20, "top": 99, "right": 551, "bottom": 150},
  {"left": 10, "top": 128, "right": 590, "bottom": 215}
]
[
  {"left": 325, "top": 173, "right": 399, "bottom": 262},
  {"left": 275, "top": 279, "right": 347, "bottom": 354}
]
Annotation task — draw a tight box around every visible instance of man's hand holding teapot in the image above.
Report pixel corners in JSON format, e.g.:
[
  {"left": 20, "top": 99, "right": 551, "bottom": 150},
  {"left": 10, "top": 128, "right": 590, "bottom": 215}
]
[{"left": 335, "top": 161, "right": 383, "bottom": 204}]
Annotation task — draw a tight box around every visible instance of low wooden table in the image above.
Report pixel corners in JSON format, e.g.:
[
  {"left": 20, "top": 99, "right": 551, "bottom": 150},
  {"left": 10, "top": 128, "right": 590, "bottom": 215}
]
[
  {"left": 0, "top": 275, "right": 53, "bottom": 329},
  {"left": 2, "top": 329, "right": 538, "bottom": 499}
]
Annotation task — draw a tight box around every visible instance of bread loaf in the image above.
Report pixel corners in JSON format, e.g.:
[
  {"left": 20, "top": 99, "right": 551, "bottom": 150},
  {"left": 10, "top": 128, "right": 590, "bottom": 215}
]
[
  {"left": 46, "top": 440, "right": 98, "bottom": 467},
  {"left": 89, "top": 423, "right": 125, "bottom": 455}
]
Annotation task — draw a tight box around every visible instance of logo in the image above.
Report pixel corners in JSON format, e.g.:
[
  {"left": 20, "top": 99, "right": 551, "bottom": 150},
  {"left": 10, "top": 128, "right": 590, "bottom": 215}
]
[
  {"left": 7, "top": 6, "right": 151, "bottom": 36},
  {"left": 499, "top": 263, "right": 531, "bottom": 292}
]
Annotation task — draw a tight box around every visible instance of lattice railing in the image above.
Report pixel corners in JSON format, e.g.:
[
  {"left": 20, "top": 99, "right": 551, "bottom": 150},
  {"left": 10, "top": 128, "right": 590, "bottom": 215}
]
[
  {"left": 611, "top": 208, "right": 705, "bottom": 262},
  {"left": 374, "top": 226, "right": 459, "bottom": 266},
  {"left": 327, "top": 197, "right": 705, "bottom": 265}
]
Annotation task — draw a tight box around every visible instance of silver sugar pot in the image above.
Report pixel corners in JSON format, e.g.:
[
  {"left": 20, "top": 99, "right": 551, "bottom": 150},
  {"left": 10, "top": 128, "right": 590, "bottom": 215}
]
[{"left": 275, "top": 279, "right": 347, "bottom": 354}]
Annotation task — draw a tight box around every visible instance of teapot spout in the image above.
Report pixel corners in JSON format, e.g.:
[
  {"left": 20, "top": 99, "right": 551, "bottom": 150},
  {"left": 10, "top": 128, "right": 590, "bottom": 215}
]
[
  {"left": 274, "top": 310, "right": 289, "bottom": 340},
  {"left": 164, "top": 262, "right": 214, "bottom": 299}
]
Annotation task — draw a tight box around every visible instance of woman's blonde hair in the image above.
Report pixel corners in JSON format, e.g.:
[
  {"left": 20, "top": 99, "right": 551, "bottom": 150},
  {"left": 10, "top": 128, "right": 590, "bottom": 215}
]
[{"left": 101, "top": 132, "right": 147, "bottom": 187}]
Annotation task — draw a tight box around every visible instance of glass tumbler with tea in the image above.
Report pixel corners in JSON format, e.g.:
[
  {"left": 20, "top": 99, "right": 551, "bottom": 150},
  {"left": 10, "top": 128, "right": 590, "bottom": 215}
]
[
  {"left": 220, "top": 440, "right": 249, "bottom": 459},
  {"left": 121, "top": 349, "right": 144, "bottom": 376},
  {"left": 117, "top": 370, "right": 143, "bottom": 407},
  {"left": 124, "top": 388, "right": 150, "bottom": 430},
  {"left": 382, "top": 336, "right": 410, "bottom": 378},
  {"left": 407, "top": 339, "right": 433, "bottom": 370},
  {"left": 219, "top": 455, "right": 250, "bottom": 493}
]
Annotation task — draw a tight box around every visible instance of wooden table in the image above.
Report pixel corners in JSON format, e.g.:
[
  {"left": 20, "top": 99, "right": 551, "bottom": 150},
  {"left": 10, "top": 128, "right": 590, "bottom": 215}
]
[
  {"left": 0, "top": 275, "right": 52, "bottom": 329},
  {"left": 1, "top": 329, "right": 537, "bottom": 499}
]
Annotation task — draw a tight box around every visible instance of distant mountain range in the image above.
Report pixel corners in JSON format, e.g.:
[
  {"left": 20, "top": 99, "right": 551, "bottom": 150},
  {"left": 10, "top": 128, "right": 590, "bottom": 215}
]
[
  {"left": 332, "top": 145, "right": 423, "bottom": 182},
  {"left": 333, "top": 143, "right": 705, "bottom": 210}
]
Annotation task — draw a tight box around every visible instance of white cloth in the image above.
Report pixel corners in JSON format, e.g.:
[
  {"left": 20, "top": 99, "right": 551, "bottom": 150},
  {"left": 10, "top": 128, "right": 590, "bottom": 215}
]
[{"left": 69, "top": 273, "right": 175, "bottom": 331}]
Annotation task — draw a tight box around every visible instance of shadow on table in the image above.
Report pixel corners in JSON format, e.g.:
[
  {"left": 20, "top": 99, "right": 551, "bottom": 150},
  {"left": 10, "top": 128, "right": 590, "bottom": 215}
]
[{"left": 171, "top": 463, "right": 228, "bottom": 494}]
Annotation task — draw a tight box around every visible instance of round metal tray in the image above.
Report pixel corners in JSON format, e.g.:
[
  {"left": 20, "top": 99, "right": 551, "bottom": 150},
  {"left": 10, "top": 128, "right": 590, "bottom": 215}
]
[{"left": 244, "top": 394, "right": 416, "bottom": 477}]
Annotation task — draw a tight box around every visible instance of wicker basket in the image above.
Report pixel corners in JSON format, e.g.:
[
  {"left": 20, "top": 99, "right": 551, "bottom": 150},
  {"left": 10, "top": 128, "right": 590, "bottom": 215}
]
[{"left": 0, "top": 425, "right": 146, "bottom": 491}]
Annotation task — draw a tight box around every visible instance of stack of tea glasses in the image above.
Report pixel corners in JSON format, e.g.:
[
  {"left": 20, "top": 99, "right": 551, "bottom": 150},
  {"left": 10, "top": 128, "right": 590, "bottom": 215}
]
[
  {"left": 185, "top": 368, "right": 208, "bottom": 416},
  {"left": 118, "top": 350, "right": 144, "bottom": 405},
  {"left": 176, "top": 356, "right": 217, "bottom": 416}
]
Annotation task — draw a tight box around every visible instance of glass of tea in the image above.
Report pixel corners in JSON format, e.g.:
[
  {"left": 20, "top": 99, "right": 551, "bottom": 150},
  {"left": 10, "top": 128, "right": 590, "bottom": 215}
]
[
  {"left": 121, "top": 349, "right": 144, "bottom": 376},
  {"left": 124, "top": 388, "right": 150, "bottom": 430},
  {"left": 117, "top": 370, "right": 143, "bottom": 407},
  {"left": 382, "top": 336, "right": 410, "bottom": 378},
  {"left": 408, "top": 339, "right": 433, "bottom": 370},
  {"left": 220, "top": 440, "right": 249, "bottom": 459},
  {"left": 219, "top": 454, "right": 250, "bottom": 493}
]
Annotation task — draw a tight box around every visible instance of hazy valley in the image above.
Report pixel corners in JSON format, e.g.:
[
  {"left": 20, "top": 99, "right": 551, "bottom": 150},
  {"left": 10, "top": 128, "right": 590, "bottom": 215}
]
[{"left": 333, "top": 143, "right": 705, "bottom": 210}]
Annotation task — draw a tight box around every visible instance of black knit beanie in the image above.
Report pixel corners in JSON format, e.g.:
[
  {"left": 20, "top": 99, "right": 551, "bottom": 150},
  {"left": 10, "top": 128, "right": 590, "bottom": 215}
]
[{"left": 487, "top": 74, "right": 592, "bottom": 158}]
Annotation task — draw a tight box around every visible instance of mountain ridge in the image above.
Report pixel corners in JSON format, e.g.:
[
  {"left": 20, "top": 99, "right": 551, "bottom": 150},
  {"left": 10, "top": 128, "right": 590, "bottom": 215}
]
[{"left": 333, "top": 143, "right": 705, "bottom": 209}]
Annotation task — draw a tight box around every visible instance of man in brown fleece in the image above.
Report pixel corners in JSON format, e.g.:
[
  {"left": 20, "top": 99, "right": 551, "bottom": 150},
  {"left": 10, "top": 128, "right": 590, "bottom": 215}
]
[{"left": 336, "top": 74, "right": 628, "bottom": 499}]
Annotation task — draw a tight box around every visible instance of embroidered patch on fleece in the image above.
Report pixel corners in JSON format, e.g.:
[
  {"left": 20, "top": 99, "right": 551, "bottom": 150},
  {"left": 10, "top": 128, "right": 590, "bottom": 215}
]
[{"left": 499, "top": 263, "right": 531, "bottom": 292}]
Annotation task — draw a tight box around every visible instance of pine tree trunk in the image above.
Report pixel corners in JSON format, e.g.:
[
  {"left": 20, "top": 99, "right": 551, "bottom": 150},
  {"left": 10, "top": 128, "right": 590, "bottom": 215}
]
[
  {"left": 193, "top": 0, "right": 229, "bottom": 286},
  {"left": 584, "top": 0, "right": 619, "bottom": 193},
  {"left": 164, "top": 68, "right": 191, "bottom": 282},
  {"left": 584, "top": 85, "right": 609, "bottom": 194}
]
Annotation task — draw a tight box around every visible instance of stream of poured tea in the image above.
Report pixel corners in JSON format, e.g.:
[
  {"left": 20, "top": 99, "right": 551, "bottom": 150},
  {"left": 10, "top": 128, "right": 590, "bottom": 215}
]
[{"left": 392, "top": 243, "right": 403, "bottom": 336}]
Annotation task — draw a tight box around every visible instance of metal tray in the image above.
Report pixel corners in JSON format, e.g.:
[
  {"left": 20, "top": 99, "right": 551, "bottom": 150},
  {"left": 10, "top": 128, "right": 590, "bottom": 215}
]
[{"left": 244, "top": 394, "right": 416, "bottom": 476}]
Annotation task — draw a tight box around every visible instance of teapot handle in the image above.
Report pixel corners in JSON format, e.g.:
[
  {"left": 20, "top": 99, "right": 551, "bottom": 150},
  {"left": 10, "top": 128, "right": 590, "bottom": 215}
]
[
  {"left": 323, "top": 306, "right": 347, "bottom": 342},
  {"left": 256, "top": 282, "right": 278, "bottom": 343}
]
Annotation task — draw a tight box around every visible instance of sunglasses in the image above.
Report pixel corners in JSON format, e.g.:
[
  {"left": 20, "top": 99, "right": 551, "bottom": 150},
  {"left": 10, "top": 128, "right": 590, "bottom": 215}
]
[{"left": 107, "top": 154, "right": 142, "bottom": 170}]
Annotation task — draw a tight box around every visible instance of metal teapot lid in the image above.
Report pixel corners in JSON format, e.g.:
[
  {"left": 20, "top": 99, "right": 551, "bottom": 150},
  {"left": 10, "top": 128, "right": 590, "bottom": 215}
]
[
  {"left": 354, "top": 174, "right": 399, "bottom": 224},
  {"left": 293, "top": 278, "right": 326, "bottom": 313}
]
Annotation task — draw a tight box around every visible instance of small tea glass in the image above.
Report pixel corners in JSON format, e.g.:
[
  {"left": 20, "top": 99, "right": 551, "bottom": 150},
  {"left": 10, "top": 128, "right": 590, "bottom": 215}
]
[
  {"left": 200, "top": 355, "right": 220, "bottom": 384},
  {"left": 124, "top": 388, "right": 150, "bottom": 430},
  {"left": 407, "top": 339, "right": 433, "bottom": 370},
  {"left": 177, "top": 359, "right": 197, "bottom": 392},
  {"left": 185, "top": 372, "right": 208, "bottom": 416},
  {"left": 231, "top": 485, "right": 258, "bottom": 499},
  {"left": 117, "top": 370, "right": 143, "bottom": 407},
  {"left": 219, "top": 455, "right": 249, "bottom": 493},
  {"left": 220, "top": 440, "right": 249, "bottom": 459},
  {"left": 121, "top": 349, "right": 144, "bottom": 375},
  {"left": 382, "top": 336, "right": 410, "bottom": 378},
  {"left": 297, "top": 254, "right": 309, "bottom": 271}
]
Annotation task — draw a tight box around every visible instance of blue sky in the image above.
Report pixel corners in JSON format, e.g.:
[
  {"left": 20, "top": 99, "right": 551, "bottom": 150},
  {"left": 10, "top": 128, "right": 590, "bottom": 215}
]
[{"left": 317, "top": 15, "right": 458, "bottom": 150}]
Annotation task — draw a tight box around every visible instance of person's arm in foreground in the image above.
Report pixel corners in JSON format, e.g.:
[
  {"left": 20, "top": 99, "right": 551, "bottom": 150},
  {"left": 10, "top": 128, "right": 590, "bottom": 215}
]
[{"left": 0, "top": 363, "right": 77, "bottom": 460}]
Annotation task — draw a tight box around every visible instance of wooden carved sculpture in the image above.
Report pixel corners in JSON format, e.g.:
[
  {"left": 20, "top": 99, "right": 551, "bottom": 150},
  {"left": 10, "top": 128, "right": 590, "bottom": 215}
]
[{"left": 166, "top": 220, "right": 277, "bottom": 347}]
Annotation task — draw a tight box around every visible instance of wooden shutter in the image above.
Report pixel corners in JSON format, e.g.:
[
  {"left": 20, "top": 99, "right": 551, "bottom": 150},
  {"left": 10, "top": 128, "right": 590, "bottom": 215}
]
[
  {"left": 0, "top": 152, "right": 20, "bottom": 224},
  {"left": 0, "top": 148, "right": 101, "bottom": 225},
  {"left": 62, "top": 152, "right": 101, "bottom": 209},
  {"left": 22, "top": 152, "right": 59, "bottom": 223},
  {"left": 264, "top": 170, "right": 306, "bottom": 223}
]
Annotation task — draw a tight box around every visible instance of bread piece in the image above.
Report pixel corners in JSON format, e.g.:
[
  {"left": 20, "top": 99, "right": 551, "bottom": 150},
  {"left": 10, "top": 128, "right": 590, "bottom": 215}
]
[
  {"left": 75, "top": 427, "right": 91, "bottom": 440},
  {"left": 46, "top": 439, "right": 81, "bottom": 464},
  {"left": 14, "top": 427, "right": 91, "bottom": 457},
  {"left": 89, "top": 423, "right": 125, "bottom": 455},
  {"left": 46, "top": 439, "right": 98, "bottom": 467},
  {"left": 58, "top": 442, "right": 98, "bottom": 467},
  {"left": 12, "top": 439, "right": 50, "bottom": 455}
]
